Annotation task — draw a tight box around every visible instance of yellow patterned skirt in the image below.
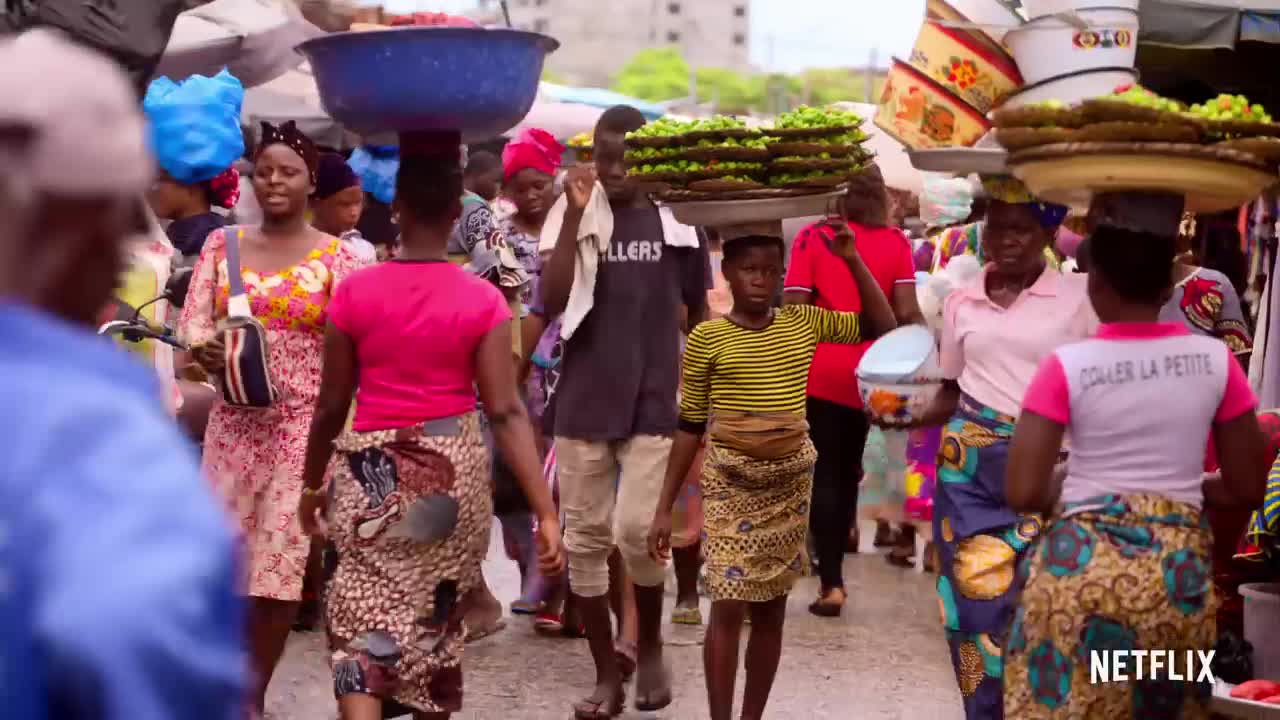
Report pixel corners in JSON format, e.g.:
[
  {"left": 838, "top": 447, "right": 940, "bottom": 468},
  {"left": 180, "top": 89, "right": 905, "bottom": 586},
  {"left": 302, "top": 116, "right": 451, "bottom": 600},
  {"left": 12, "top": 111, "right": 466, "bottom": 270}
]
[{"left": 701, "top": 439, "right": 817, "bottom": 602}]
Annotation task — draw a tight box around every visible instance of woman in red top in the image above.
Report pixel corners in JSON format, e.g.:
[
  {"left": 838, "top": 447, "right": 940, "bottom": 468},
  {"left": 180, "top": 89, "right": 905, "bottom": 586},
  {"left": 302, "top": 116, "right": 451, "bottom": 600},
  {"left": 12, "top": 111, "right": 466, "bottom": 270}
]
[{"left": 783, "top": 165, "right": 925, "bottom": 616}]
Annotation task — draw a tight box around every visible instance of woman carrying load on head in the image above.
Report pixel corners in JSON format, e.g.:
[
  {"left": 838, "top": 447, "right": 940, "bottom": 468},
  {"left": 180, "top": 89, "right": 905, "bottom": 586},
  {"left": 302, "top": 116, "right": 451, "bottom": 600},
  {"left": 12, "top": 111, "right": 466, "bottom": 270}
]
[
  {"left": 892, "top": 176, "right": 1095, "bottom": 720},
  {"left": 144, "top": 69, "right": 245, "bottom": 264},
  {"left": 297, "top": 131, "right": 563, "bottom": 720},
  {"left": 1002, "top": 196, "right": 1268, "bottom": 718},
  {"left": 178, "top": 120, "right": 364, "bottom": 714}
]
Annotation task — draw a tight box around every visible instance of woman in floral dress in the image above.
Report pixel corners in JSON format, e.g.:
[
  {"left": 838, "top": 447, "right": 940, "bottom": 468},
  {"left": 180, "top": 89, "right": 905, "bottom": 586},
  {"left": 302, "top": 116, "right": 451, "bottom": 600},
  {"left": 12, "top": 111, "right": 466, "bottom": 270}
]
[{"left": 179, "top": 121, "right": 365, "bottom": 712}]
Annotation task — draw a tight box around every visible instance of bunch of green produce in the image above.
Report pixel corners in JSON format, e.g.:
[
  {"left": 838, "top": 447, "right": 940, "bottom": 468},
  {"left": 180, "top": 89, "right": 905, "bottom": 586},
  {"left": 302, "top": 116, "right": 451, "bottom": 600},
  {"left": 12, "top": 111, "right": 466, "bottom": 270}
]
[
  {"left": 1188, "top": 94, "right": 1272, "bottom": 123},
  {"left": 1108, "top": 84, "right": 1183, "bottom": 114},
  {"left": 627, "top": 117, "right": 695, "bottom": 139},
  {"left": 773, "top": 105, "right": 864, "bottom": 130},
  {"left": 711, "top": 175, "right": 760, "bottom": 183},
  {"left": 625, "top": 147, "right": 685, "bottom": 161},
  {"left": 769, "top": 169, "right": 845, "bottom": 186},
  {"left": 630, "top": 159, "right": 710, "bottom": 175},
  {"left": 693, "top": 136, "right": 769, "bottom": 150},
  {"left": 686, "top": 115, "right": 750, "bottom": 133},
  {"left": 774, "top": 153, "right": 842, "bottom": 162},
  {"left": 704, "top": 160, "right": 765, "bottom": 173}
]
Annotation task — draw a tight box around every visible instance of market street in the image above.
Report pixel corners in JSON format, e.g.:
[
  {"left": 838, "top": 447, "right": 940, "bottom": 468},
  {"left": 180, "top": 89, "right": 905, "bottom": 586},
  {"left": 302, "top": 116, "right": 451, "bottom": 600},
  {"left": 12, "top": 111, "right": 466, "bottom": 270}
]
[{"left": 268, "top": 527, "right": 964, "bottom": 720}]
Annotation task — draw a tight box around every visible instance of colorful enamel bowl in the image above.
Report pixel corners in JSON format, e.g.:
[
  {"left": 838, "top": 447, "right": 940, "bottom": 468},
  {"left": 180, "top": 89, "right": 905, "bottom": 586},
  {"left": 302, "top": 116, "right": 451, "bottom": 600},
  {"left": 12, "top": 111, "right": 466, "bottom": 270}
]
[
  {"left": 909, "top": 21, "right": 1023, "bottom": 114},
  {"left": 857, "top": 325, "right": 943, "bottom": 425},
  {"left": 875, "top": 58, "right": 992, "bottom": 150},
  {"left": 1004, "top": 7, "right": 1139, "bottom": 85},
  {"left": 927, "top": 0, "right": 1022, "bottom": 45}
]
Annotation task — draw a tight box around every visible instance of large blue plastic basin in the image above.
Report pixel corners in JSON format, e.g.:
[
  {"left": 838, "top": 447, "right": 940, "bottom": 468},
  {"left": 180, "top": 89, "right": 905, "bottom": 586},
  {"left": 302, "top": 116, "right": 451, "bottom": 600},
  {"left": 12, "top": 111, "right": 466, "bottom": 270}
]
[{"left": 298, "top": 27, "right": 558, "bottom": 140}]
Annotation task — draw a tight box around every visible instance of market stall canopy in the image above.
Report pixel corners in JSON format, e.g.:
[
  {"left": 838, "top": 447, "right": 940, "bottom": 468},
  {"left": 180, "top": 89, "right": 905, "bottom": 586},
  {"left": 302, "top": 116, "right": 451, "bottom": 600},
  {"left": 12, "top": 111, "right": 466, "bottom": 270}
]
[
  {"left": 155, "top": 0, "right": 320, "bottom": 89},
  {"left": 1138, "top": 0, "right": 1280, "bottom": 115},
  {"left": 539, "top": 83, "right": 667, "bottom": 120},
  {"left": 1140, "top": 0, "right": 1280, "bottom": 49}
]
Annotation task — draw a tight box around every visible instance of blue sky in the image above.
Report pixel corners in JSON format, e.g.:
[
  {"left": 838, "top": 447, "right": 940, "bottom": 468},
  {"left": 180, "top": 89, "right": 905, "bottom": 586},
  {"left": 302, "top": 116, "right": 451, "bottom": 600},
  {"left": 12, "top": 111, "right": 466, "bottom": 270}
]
[{"left": 377, "top": 0, "right": 925, "bottom": 72}]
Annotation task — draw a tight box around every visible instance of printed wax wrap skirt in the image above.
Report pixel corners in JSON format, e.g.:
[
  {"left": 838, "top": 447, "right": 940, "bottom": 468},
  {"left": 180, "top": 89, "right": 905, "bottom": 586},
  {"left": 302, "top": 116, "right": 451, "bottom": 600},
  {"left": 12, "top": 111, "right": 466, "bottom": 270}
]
[
  {"left": 1005, "top": 494, "right": 1216, "bottom": 719},
  {"left": 702, "top": 439, "right": 817, "bottom": 602},
  {"left": 934, "top": 396, "right": 1043, "bottom": 720},
  {"left": 324, "top": 412, "right": 493, "bottom": 715}
]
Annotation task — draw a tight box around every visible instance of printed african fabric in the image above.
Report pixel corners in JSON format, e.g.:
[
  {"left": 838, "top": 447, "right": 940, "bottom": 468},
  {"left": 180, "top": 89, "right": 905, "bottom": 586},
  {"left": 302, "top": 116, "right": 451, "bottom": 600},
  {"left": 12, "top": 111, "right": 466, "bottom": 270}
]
[
  {"left": 934, "top": 395, "right": 1043, "bottom": 720},
  {"left": 1159, "top": 268, "right": 1252, "bottom": 353},
  {"left": 325, "top": 412, "right": 493, "bottom": 714},
  {"left": 178, "top": 229, "right": 362, "bottom": 600},
  {"left": 701, "top": 438, "right": 816, "bottom": 602},
  {"left": 1005, "top": 494, "right": 1215, "bottom": 719}
]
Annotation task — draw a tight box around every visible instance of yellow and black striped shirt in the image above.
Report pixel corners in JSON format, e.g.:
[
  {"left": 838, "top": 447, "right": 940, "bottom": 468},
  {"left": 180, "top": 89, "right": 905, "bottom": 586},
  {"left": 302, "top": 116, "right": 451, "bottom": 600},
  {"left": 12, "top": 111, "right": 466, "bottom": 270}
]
[{"left": 679, "top": 304, "right": 861, "bottom": 430}]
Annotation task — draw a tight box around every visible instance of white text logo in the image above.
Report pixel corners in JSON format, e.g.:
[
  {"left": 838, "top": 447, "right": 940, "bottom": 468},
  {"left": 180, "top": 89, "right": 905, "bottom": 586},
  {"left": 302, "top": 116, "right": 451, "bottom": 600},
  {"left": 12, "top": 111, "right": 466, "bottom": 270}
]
[{"left": 1089, "top": 650, "right": 1215, "bottom": 684}]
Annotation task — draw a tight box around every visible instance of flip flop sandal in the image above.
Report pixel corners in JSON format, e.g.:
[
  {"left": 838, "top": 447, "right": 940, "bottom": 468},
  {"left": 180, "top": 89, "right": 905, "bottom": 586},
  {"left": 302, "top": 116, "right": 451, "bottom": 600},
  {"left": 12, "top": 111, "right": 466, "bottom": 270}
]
[
  {"left": 573, "top": 687, "right": 626, "bottom": 720},
  {"left": 670, "top": 605, "right": 704, "bottom": 626},
  {"left": 510, "top": 599, "right": 542, "bottom": 615},
  {"left": 533, "top": 612, "right": 564, "bottom": 635},
  {"left": 464, "top": 618, "right": 507, "bottom": 643},
  {"left": 885, "top": 552, "right": 914, "bottom": 569}
]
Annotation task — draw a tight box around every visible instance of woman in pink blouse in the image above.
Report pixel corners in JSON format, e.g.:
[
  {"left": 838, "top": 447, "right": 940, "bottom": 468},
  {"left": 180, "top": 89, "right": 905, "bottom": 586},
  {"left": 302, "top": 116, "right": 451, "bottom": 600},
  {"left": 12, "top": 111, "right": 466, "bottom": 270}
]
[
  {"left": 1003, "top": 222, "right": 1267, "bottom": 718},
  {"left": 907, "top": 178, "right": 1092, "bottom": 720}
]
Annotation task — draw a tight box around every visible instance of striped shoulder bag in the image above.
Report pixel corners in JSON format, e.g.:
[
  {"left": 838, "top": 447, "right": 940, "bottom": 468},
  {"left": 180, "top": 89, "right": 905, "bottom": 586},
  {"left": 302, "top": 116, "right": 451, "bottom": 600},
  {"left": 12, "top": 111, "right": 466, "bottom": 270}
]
[{"left": 218, "top": 227, "right": 279, "bottom": 408}]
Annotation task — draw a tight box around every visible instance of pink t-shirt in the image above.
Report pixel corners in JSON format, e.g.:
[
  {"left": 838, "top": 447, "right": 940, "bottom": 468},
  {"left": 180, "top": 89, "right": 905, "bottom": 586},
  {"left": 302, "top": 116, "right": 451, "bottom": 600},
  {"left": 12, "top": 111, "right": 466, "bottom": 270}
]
[
  {"left": 1023, "top": 322, "right": 1256, "bottom": 509},
  {"left": 940, "top": 266, "right": 1097, "bottom": 417},
  {"left": 328, "top": 261, "right": 512, "bottom": 432},
  {"left": 784, "top": 221, "right": 916, "bottom": 408}
]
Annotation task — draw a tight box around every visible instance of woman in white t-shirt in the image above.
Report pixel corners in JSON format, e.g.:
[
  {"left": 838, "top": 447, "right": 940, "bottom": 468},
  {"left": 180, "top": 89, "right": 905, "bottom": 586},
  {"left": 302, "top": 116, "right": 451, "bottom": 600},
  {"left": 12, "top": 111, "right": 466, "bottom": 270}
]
[{"left": 1003, "top": 222, "right": 1269, "bottom": 719}]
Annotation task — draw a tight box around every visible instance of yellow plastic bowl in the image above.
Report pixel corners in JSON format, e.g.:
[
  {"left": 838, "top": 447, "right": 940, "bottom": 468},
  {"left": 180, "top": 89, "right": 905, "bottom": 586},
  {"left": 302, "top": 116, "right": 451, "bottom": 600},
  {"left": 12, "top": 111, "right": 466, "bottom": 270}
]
[
  {"left": 876, "top": 58, "right": 992, "bottom": 150},
  {"left": 909, "top": 21, "right": 1022, "bottom": 113}
]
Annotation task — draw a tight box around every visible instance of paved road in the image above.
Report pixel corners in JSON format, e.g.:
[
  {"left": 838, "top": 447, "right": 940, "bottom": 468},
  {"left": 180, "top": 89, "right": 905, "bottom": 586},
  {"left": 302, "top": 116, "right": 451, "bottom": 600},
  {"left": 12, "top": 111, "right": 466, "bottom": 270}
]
[{"left": 268, "top": 528, "right": 963, "bottom": 720}]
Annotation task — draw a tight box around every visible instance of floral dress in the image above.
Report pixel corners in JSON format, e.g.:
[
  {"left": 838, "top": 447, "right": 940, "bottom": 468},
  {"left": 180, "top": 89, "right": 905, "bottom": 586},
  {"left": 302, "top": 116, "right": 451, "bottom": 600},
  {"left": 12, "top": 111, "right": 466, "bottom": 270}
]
[{"left": 178, "top": 228, "right": 363, "bottom": 601}]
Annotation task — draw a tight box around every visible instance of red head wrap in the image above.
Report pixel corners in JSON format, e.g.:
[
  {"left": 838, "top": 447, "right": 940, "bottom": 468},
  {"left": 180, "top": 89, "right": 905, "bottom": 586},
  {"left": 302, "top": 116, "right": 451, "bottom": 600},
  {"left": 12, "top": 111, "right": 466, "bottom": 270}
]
[{"left": 502, "top": 128, "right": 564, "bottom": 182}]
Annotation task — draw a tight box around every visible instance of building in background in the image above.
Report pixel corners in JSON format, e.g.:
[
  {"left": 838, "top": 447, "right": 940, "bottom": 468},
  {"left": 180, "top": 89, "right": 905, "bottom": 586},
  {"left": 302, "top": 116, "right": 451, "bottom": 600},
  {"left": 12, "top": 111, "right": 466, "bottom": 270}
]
[{"left": 473, "top": 0, "right": 752, "bottom": 86}]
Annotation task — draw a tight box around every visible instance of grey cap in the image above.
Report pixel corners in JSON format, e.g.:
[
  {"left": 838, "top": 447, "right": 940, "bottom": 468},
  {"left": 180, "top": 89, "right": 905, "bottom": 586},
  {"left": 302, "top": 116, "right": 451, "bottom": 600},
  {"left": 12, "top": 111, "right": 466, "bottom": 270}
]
[{"left": 0, "top": 29, "right": 151, "bottom": 194}]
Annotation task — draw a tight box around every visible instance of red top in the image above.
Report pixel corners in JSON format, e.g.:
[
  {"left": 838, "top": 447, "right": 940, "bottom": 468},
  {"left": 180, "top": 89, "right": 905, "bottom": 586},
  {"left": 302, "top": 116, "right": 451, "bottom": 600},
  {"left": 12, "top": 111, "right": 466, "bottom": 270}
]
[{"left": 784, "top": 221, "right": 916, "bottom": 408}]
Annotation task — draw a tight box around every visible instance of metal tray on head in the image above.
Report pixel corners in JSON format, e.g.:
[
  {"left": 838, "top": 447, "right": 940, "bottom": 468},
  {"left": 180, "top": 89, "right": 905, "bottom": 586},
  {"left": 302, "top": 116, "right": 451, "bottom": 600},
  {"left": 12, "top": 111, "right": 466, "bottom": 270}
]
[
  {"left": 663, "top": 189, "right": 847, "bottom": 227},
  {"left": 908, "top": 147, "right": 1009, "bottom": 175}
]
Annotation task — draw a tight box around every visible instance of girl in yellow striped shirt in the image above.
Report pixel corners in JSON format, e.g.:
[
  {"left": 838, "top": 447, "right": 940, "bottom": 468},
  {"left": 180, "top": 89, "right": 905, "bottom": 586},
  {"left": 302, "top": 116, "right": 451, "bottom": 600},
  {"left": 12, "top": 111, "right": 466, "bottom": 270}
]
[{"left": 647, "top": 224, "right": 896, "bottom": 720}]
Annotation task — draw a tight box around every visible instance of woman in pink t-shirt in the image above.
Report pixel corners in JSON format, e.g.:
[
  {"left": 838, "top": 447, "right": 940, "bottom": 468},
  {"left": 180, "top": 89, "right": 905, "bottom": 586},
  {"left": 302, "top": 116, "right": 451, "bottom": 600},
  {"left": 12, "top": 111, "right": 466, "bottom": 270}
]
[
  {"left": 293, "top": 136, "right": 564, "bottom": 720},
  {"left": 1004, "top": 223, "right": 1268, "bottom": 718}
]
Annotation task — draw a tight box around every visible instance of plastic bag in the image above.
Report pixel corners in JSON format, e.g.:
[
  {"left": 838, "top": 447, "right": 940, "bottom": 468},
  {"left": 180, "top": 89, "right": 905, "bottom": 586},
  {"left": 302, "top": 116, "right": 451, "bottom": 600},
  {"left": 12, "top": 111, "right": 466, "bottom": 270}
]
[
  {"left": 348, "top": 145, "right": 399, "bottom": 205},
  {"left": 1, "top": 0, "right": 188, "bottom": 96},
  {"left": 145, "top": 69, "right": 245, "bottom": 185}
]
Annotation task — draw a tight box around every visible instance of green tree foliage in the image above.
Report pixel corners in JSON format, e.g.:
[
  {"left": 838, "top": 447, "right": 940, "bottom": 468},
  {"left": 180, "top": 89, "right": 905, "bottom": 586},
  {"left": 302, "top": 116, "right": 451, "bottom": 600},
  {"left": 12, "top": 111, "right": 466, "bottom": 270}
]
[
  {"left": 608, "top": 48, "right": 884, "bottom": 113},
  {"left": 611, "top": 47, "right": 690, "bottom": 103}
]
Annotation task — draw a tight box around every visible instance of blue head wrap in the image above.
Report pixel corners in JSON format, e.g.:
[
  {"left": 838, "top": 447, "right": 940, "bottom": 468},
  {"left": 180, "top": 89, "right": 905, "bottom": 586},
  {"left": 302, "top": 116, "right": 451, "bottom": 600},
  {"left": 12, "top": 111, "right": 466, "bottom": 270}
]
[
  {"left": 982, "top": 176, "right": 1069, "bottom": 229},
  {"left": 348, "top": 145, "right": 400, "bottom": 205},
  {"left": 144, "top": 69, "right": 245, "bottom": 185}
]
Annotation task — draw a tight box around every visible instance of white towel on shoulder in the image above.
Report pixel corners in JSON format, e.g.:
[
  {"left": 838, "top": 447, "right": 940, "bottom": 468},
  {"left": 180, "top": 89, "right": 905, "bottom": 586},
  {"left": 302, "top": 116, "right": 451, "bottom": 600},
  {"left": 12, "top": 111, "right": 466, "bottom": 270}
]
[{"left": 539, "top": 188, "right": 699, "bottom": 340}]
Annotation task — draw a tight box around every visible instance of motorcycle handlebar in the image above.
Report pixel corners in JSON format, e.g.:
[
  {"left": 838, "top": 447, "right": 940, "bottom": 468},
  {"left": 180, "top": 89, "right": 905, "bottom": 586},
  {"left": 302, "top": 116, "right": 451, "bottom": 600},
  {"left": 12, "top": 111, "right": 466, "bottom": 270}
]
[{"left": 98, "top": 320, "right": 187, "bottom": 351}]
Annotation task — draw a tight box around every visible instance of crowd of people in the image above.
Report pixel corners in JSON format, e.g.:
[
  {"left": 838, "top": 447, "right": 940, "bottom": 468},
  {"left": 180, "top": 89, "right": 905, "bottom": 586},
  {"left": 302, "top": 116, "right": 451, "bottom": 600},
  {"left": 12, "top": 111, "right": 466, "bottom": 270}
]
[{"left": 7, "top": 27, "right": 1280, "bottom": 720}]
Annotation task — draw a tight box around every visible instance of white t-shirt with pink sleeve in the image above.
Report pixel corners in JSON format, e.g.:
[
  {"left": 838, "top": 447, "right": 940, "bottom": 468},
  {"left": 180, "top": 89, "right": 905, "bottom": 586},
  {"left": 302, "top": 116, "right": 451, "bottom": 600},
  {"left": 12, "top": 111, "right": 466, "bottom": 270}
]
[{"left": 1022, "top": 322, "right": 1256, "bottom": 509}]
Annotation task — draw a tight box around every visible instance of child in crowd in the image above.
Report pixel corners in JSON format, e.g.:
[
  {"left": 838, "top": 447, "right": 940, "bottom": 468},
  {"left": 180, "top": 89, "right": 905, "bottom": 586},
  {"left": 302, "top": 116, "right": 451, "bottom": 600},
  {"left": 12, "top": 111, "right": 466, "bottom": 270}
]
[{"left": 648, "top": 226, "right": 896, "bottom": 720}]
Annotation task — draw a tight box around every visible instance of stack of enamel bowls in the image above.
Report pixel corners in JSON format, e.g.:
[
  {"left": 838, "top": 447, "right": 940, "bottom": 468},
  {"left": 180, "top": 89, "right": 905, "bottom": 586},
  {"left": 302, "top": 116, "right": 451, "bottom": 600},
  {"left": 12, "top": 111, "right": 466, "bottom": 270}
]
[{"left": 876, "top": 0, "right": 1023, "bottom": 151}]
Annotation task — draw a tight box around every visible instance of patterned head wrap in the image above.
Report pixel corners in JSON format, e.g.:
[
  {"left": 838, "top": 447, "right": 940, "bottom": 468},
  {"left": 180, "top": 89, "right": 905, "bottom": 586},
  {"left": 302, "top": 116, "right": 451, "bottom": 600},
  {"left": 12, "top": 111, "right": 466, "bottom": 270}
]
[
  {"left": 502, "top": 128, "right": 564, "bottom": 181},
  {"left": 981, "top": 175, "right": 1069, "bottom": 229},
  {"left": 256, "top": 120, "right": 319, "bottom": 180}
]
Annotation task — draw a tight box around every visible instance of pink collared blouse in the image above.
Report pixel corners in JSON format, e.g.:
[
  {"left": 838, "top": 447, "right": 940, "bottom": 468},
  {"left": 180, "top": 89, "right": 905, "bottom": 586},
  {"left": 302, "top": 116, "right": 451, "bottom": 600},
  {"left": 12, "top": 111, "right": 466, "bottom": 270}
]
[{"left": 939, "top": 266, "right": 1098, "bottom": 417}]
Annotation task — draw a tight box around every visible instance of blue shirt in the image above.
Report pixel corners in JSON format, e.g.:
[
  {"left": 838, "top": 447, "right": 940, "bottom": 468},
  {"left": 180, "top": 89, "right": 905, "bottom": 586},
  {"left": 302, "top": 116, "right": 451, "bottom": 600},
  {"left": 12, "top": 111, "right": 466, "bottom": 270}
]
[{"left": 0, "top": 303, "right": 244, "bottom": 720}]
